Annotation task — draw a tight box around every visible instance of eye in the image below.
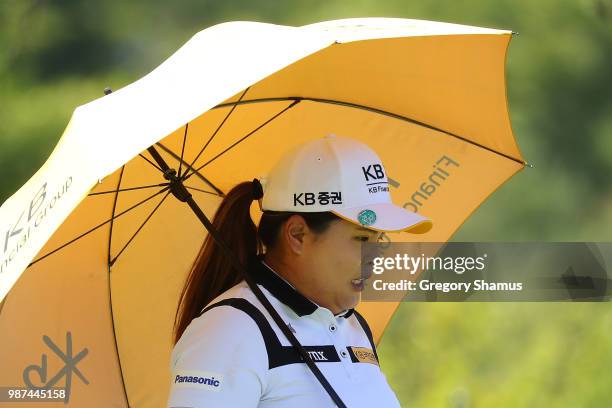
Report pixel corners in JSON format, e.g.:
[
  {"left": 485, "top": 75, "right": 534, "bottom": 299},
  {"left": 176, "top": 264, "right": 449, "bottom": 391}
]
[{"left": 355, "top": 236, "right": 370, "bottom": 242}]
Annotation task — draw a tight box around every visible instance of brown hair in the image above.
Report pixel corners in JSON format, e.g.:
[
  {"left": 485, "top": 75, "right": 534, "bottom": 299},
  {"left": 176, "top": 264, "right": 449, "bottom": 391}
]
[{"left": 172, "top": 180, "right": 340, "bottom": 345}]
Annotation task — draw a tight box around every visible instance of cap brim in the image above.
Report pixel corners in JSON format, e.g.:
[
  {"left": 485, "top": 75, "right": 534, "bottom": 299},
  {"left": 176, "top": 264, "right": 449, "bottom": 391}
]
[{"left": 331, "top": 202, "right": 433, "bottom": 234}]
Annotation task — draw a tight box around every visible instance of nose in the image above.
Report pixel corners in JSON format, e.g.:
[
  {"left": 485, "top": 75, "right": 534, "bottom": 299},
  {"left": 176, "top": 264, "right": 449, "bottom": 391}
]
[
  {"left": 361, "top": 237, "right": 385, "bottom": 278},
  {"left": 361, "top": 257, "right": 375, "bottom": 279},
  {"left": 363, "top": 244, "right": 383, "bottom": 262}
]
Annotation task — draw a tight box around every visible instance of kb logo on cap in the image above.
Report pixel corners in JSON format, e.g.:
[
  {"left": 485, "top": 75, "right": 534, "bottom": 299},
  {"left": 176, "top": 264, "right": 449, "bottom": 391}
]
[
  {"left": 362, "top": 163, "right": 389, "bottom": 194},
  {"left": 362, "top": 164, "right": 385, "bottom": 182},
  {"left": 293, "top": 191, "right": 343, "bottom": 206}
]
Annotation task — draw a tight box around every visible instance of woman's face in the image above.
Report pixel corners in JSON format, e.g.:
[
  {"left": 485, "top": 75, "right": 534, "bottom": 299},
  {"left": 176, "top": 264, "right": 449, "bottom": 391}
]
[{"left": 296, "top": 216, "right": 382, "bottom": 314}]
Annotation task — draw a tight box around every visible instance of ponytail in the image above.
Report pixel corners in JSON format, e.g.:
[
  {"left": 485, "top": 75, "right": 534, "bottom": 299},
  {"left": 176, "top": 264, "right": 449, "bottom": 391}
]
[{"left": 172, "top": 181, "right": 261, "bottom": 345}]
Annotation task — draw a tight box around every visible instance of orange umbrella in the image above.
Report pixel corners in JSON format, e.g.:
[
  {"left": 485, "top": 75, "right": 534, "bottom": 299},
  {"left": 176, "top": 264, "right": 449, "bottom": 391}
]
[{"left": 0, "top": 17, "right": 526, "bottom": 406}]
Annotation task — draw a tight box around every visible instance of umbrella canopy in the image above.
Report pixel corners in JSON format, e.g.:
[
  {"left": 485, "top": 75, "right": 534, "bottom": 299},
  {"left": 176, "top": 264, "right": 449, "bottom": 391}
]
[{"left": 0, "top": 17, "right": 525, "bottom": 407}]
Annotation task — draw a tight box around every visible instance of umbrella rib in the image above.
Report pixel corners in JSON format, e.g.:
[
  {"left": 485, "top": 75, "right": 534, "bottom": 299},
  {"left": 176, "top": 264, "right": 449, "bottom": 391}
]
[
  {"left": 106, "top": 165, "right": 131, "bottom": 407},
  {"left": 183, "top": 87, "right": 251, "bottom": 179},
  {"left": 27, "top": 186, "right": 171, "bottom": 268},
  {"left": 88, "top": 182, "right": 170, "bottom": 196},
  {"left": 109, "top": 189, "right": 172, "bottom": 267},
  {"left": 138, "top": 153, "right": 164, "bottom": 172},
  {"left": 177, "top": 123, "right": 189, "bottom": 179},
  {"left": 211, "top": 96, "right": 525, "bottom": 166},
  {"left": 182, "top": 99, "right": 301, "bottom": 182},
  {"left": 155, "top": 141, "right": 224, "bottom": 196},
  {"left": 183, "top": 185, "right": 224, "bottom": 197},
  {"left": 107, "top": 165, "right": 125, "bottom": 267}
]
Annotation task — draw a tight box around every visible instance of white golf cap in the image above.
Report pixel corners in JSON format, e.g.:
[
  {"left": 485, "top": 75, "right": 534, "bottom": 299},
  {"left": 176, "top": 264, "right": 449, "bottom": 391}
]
[{"left": 260, "top": 134, "right": 433, "bottom": 233}]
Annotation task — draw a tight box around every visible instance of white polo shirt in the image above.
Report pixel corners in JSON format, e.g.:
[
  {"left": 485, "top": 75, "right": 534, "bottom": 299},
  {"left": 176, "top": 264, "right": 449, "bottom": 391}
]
[{"left": 167, "top": 254, "right": 401, "bottom": 408}]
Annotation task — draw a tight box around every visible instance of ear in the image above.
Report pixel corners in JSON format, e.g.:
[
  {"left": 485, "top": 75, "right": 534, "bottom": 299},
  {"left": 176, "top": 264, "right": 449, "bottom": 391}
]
[{"left": 284, "top": 215, "right": 308, "bottom": 255}]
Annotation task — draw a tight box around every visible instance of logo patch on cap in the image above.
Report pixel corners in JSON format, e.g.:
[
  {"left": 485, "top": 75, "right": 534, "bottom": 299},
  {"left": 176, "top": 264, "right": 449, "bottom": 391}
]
[{"left": 357, "top": 209, "right": 376, "bottom": 226}]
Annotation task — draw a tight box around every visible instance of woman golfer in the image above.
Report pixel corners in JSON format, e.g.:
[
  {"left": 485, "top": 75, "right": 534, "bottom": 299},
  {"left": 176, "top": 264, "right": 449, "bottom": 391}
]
[{"left": 167, "top": 134, "right": 432, "bottom": 407}]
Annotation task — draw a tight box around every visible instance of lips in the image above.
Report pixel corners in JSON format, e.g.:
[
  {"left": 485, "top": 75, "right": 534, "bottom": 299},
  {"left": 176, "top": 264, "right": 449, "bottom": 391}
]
[{"left": 351, "top": 273, "right": 371, "bottom": 285}]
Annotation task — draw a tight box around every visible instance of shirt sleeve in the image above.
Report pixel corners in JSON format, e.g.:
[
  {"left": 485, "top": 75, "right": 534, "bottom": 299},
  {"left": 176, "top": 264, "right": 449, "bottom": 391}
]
[{"left": 166, "top": 304, "right": 268, "bottom": 408}]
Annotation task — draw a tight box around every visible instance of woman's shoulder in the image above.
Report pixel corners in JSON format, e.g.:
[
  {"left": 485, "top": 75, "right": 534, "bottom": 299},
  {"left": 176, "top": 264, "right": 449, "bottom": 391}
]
[
  {"left": 171, "top": 283, "right": 268, "bottom": 371},
  {"left": 168, "top": 283, "right": 270, "bottom": 404},
  {"left": 181, "top": 281, "right": 260, "bottom": 344},
  {"left": 178, "top": 280, "right": 267, "bottom": 338}
]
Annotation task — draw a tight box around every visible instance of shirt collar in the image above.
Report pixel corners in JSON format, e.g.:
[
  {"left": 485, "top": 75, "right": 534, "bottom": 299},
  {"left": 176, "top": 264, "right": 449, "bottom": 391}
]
[{"left": 247, "top": 253, "right": 354, "bottom": 319}]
